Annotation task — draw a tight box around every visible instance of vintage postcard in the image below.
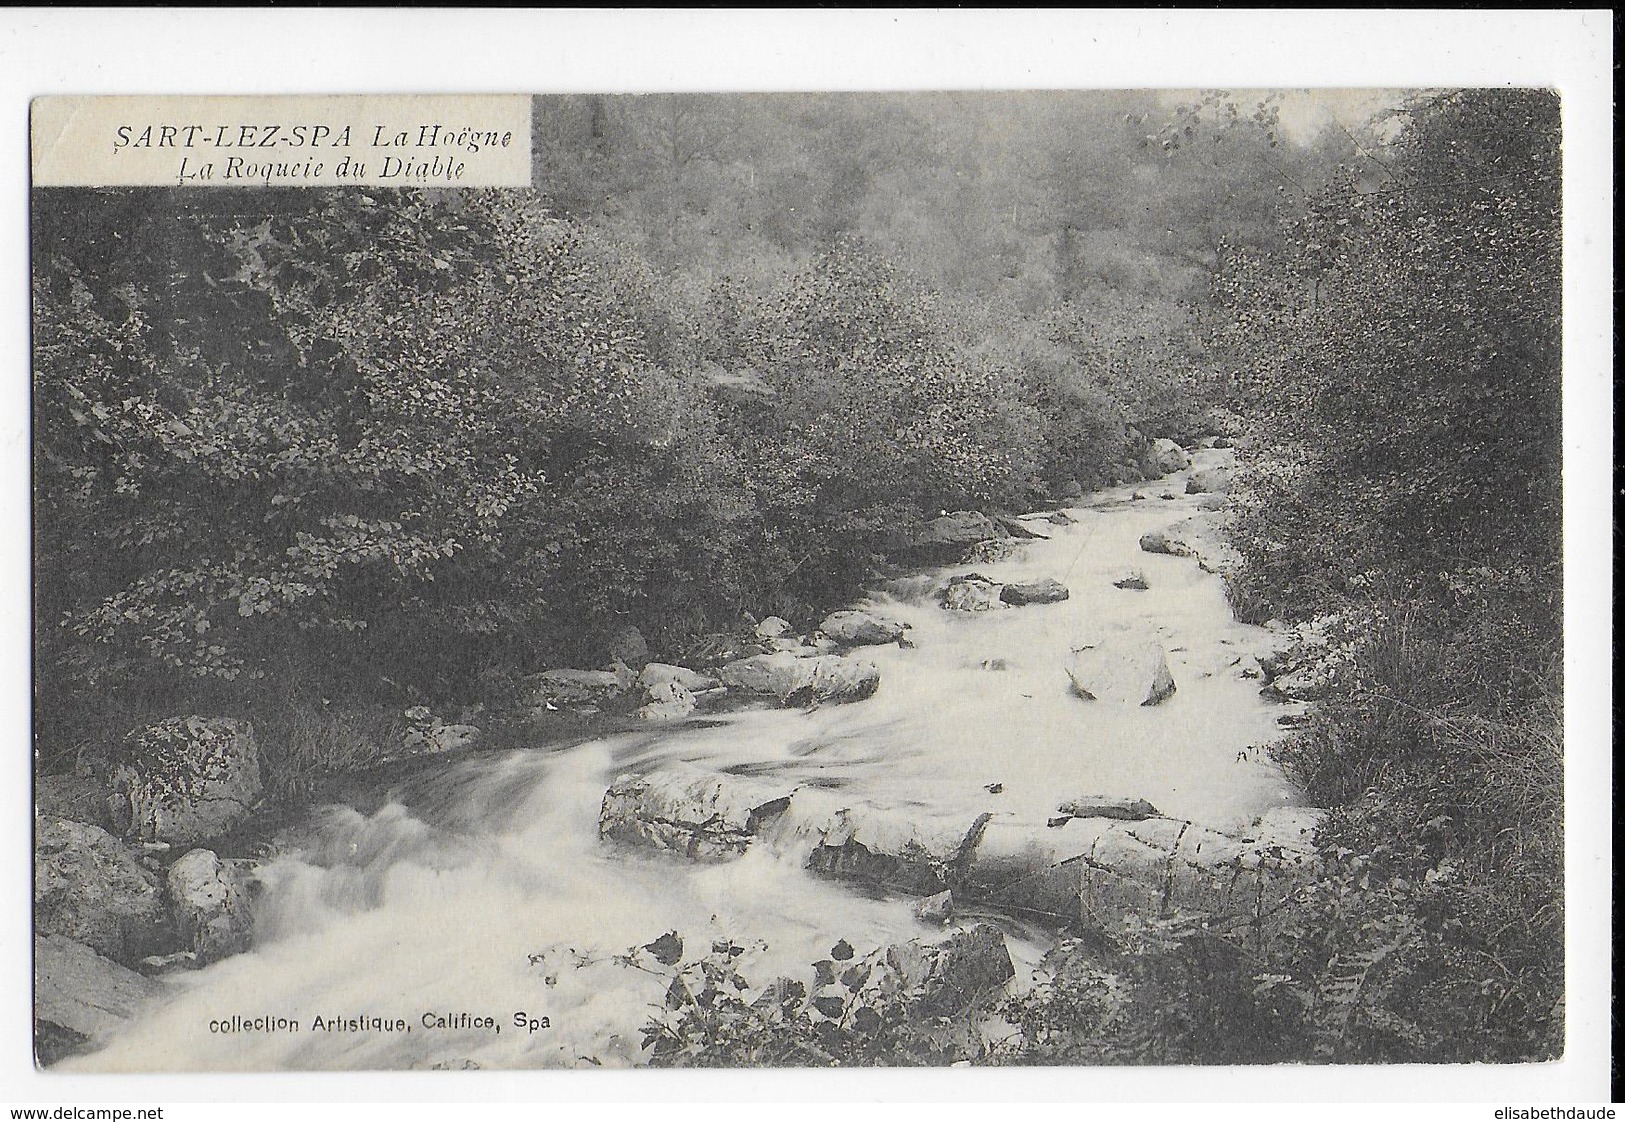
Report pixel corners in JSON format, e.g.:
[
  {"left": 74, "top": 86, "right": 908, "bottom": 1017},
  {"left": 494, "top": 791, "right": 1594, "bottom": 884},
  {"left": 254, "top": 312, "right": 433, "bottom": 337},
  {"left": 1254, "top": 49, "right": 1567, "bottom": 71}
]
[{"left": 24, "top": 74, "right": 1590, "bottom": 1090}]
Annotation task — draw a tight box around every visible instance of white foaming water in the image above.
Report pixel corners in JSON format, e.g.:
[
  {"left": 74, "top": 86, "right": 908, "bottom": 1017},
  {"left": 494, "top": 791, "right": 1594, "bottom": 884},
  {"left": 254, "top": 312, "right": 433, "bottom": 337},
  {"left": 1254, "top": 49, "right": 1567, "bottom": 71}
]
[{"left": 67, "top": 450, "right": 1303, "bottom": 1072}]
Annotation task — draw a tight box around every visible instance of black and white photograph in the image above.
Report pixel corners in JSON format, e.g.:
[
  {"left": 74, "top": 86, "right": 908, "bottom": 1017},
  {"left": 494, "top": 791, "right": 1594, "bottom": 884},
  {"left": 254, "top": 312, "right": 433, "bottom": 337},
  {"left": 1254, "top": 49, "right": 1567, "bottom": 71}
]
[{"left": 7, "top": 8, "right": 1614, "bottom": 1110}]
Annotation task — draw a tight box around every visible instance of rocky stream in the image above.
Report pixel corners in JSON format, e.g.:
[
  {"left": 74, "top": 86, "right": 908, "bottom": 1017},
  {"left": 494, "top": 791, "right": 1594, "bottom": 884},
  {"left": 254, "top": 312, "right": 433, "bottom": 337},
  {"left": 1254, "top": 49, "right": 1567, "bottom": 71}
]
[{"left": 38, "top": 447, "right": 1327, "bottom": 1072}]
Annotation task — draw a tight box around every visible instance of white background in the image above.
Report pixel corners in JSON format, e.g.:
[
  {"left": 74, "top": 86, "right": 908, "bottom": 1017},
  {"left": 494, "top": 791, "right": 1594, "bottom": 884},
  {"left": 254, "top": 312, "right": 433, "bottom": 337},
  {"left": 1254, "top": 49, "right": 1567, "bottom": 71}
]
[{"left": 0, "top": 8, "right": 1613, "bottom": 1113}]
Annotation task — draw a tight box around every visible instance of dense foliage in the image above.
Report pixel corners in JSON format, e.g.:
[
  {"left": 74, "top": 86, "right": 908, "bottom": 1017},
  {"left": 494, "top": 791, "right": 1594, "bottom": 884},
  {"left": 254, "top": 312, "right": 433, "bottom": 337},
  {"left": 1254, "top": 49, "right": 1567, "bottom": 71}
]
[{"left": 1211, "top": 88, "right": 1564, "bottom": 1061}]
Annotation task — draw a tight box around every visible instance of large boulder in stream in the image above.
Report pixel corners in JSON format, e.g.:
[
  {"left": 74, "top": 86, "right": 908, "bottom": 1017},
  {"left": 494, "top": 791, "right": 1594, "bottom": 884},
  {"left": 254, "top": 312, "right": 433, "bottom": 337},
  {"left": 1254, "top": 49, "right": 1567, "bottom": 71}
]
[
  {"left": 166, "top": 848, "right": 256, "bottom": 964},
  {"left": 1138, "top": 526, "right": 1196, "bottom": 558},
  {"left": 1066, "top": 638, "right": 1177, "bottom": 706},
  {"left": 35, "top": 816, "right": 166, "bottom": 964},
  {"left": 999, "top": 578, "right": 1070, "bottom": 606},
  {"left": 805, "top": 801, "right": 982, "bottom": 896},
  {"left": 818, "top": 609, "right": 907, "bottom": 647},
  {"left": 938, "top": 573, "right": 1005, "bottom": 612},
  {"left": 718, "top": 652, "right": 880, "bottom": 706},
  {"left": 965, "top": 538, "right": 1027, "bottom": 565},
  {"left": 636, "top": 680, "right": 697, "bottom": 722},
  {"left": 35, "top": 934, "right": 163, "bottom": 1065},
  {"left": 1150, "top": 438, "right": 1191, "bottom": 475},
  {"left": 599, "top": 767, "right": 797, "bottom": 859},
  {"left": 992, "top": 514, "right": 1046, "bottom": 540},
  {"left": 638, "top": 662, "right": 720, "bottom": 693},
  {"left": 110, "top": 717, "right": 262, "bottom": 845},
  {"left": 888, "top": 511, "right": 1001, "bottom": 564}
]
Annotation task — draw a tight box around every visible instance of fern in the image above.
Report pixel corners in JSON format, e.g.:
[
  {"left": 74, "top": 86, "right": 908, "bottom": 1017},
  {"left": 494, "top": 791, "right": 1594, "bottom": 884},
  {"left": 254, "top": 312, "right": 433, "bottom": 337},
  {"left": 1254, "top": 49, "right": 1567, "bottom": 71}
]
[{"left": 1314, "top": 916, "right": 1419, "bottom": 1056}]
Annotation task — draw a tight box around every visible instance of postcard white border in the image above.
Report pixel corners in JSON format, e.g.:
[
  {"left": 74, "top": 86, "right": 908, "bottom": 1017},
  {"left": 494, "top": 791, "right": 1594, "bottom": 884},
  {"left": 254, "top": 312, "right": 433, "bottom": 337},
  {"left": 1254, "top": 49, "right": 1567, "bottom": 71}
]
[{"left": 1, "top": 7, "right": 1613, "bottom": 1112}]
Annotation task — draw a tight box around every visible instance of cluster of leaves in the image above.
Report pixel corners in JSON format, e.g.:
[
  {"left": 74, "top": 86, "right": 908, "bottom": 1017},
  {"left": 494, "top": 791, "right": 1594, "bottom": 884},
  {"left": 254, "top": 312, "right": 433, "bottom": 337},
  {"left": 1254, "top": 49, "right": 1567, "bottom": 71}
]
[{"left": 636, "top": 933, "right": 1002, "bottom": 1068}]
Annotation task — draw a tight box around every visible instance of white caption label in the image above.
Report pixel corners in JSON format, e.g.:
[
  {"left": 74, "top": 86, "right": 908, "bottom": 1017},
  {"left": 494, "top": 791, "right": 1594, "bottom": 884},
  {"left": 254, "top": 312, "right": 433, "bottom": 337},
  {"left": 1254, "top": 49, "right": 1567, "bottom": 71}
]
[{"left": 32, "top": 95, "right": 533, "bottom": 188}]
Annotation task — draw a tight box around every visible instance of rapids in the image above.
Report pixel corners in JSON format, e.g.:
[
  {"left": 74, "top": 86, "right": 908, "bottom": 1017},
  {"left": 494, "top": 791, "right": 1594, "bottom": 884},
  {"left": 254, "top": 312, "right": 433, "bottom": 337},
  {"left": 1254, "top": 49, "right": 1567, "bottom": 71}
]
[{"left": 65, "top": 449, "right": 1304, "bottom": 1072}]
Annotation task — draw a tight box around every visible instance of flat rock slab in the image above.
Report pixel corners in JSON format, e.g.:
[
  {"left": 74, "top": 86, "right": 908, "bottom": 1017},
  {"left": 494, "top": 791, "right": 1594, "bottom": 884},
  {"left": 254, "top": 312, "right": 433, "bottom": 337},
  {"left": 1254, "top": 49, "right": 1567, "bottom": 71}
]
[
  {"left": 818, "top": 610, "right": 907, "bottom": 646},
  {"left": 35, "top": 934, "right": 162, "bottom": 1062},
  {"left": 1054, "top": 796, "right": 1161, "bottom": 821},
  {"left": 638, "top": 663, "right": 721, "bottom": 692},
  {"left": 600, "top": 769, "right": 1322, "bottom": 941},
  {"left": 530, "top": 668, "right": 634, "bottom": 706},
  {"left": 1245, "top": 806, "right": 1327, "bottom": 849},
  {"left": 966, "top": 816, "right": 1318, "bottom": 936},
  {"left": 999, "top": 578, "right": 1070, "bottom": 606}
]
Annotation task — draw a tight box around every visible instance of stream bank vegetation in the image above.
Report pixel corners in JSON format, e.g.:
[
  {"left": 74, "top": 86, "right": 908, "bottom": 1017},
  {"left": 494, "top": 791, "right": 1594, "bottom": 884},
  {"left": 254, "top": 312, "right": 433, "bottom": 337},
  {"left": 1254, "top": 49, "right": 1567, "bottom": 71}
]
[{"left": 35, "top": 89, "right": 1562, "bottom": 1064}]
